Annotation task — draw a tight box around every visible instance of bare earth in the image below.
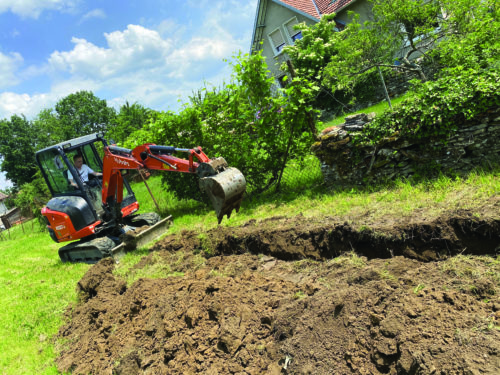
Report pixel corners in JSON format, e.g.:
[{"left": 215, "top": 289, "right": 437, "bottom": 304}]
[{"left": 56, "top": 196, "right": 500, "bottom": 374}]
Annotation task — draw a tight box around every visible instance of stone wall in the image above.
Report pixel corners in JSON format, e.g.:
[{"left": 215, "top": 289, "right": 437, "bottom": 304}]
[{"left": 312, "top": 109, "right": 500, "bottom": 185}]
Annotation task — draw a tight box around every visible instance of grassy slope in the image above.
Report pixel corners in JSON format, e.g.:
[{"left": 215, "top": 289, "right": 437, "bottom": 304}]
[
  {"left": 319, "top": 95, "right": 409, "bottom": 131},
  {"left": 1, "top": 95, "right": 498, "bottom": 374},
  {"left": 1, "top": 172, "right": 498, "bottom": 375},
  {"left": 0, "top": 222, "right": 89, "bottom": 375}
]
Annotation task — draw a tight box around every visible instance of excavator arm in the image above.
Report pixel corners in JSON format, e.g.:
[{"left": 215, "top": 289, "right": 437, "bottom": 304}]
[{"left": 102, "top": 143, "right": 246, "bottom": 223}]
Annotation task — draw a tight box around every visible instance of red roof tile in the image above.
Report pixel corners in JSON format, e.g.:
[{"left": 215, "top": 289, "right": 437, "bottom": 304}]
[
  {"left": 279, "top": 0, "right": 320, "bottom": 19},
  {"left": 315, "top": 0, "right": 355, "bottom": 15},
  {"left": 278, "top": 0, "right": 355, "bottom": 19}
]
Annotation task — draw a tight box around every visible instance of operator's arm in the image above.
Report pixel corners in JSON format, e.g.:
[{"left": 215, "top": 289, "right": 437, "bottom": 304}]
[
  {"left": 84, "top": 164, "right": 102, "bottom": 178},
  {"left": 67, "top": 171, "right": 78, "bottom": 187}
]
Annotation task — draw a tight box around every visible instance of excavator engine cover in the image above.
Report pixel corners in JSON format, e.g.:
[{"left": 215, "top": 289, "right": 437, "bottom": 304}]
[{"left": 199, "top": 167, "right": 246, "bottom": 223}]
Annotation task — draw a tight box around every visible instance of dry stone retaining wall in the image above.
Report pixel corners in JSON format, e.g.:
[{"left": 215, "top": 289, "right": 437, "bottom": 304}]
[{"left": 312, "top": 108, "right": 500, "bottom": 185}]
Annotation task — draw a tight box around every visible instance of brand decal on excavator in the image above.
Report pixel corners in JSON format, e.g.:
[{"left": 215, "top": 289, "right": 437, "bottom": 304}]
[{"left": 114, "top": 157, "right": 130, "bottom": 167}]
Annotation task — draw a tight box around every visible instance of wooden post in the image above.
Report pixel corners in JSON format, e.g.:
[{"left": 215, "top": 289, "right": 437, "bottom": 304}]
[
  {"left": 377, "top": 65, "right": 393, "bottom": 110},
  {"left": 140, "top": 169, "right": 161, "bottom": 212}
]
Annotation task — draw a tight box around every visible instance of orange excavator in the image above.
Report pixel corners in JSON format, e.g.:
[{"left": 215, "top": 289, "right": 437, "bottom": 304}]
[{"left": 36, "top": 133, "right": 245, "bottom": 263}]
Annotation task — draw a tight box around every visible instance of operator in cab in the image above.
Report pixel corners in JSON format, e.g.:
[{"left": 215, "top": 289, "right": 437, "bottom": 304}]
[{"left": 68, "top": 155, "right": 102, "bottom": 188}]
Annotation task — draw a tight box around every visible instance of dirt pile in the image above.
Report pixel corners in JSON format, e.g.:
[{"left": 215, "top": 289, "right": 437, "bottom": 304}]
[{"left": 56, "top": 208, "right": 500, "bottom": 374}]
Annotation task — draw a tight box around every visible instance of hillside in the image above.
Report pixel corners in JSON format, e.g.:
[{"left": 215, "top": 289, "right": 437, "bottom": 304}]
[{"left": 55, "top": 195, "right": 500, "bottom": 374}]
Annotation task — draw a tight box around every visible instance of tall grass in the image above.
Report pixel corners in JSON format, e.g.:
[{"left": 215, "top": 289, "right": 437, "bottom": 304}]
[
  {"left": 135, "top": 167, "right": 499, "bottom": 235},
  {"left": 0, "top": 222, "right": 89, "bottom": 375}
]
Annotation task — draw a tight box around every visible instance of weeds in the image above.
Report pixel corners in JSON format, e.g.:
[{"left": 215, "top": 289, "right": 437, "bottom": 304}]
[
  {"left": 293, "top": 291, "right": 306, "bottom": 300},
  {"left": 414, "top": 284, "right": 426, "bottom": 294}
]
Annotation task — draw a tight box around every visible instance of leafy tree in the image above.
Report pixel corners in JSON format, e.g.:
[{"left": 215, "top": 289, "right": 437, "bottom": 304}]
[
  {"left": 108, "top": 102, "right": 157, "bottom": 145},
  {"left": 0, "top": 115, "right": 41, "bottom": 187},
  {"left": 14, "top": 171, "right": 51, "bottom": 227},
  {"left": 285, "top": 0, "right": 497, "bottom": 110},
  {"left": 432, "top": 0, "right": 499, "bottom": 71},
  {"left": 52, "top": 91, "right": 116, "bottom": 141},
  {"left": 125, "top": 50, "right": 318, "bottom": 198},
  {"left": 32, "top": 108, "right": 61, "bottom": 146},
  {"left": 323, "top": 0, "right": 444, "bottom": 89},
  {"left": 283, "top": 13, "right": 340, "bottom": 84}
]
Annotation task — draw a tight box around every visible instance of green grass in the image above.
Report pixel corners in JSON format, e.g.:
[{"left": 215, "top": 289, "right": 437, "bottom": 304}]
[
  {"left": 0, "top": 115, "right": 498, "bottom": 374},
  {"left": 0, "top": 221, "right": 90, "bottom": 375},
  {"left": 319, "top": 94, "right": 409, "bottom": 131},
  {"left": 147, "top": 168, "right": 499, "bottom": 236}
]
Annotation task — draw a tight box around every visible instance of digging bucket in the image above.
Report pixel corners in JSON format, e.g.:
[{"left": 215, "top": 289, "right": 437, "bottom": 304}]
[{"left": 199, "top": 167, "right": 246, "bottom": 224}]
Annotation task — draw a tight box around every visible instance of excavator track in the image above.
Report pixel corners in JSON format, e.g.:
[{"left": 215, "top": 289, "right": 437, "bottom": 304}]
[
  {"left": 58, "top": 213, "right": 172, "bottom": 263},
  {"left": 58, "top": 236, "right": 116, "bottom": 264}
]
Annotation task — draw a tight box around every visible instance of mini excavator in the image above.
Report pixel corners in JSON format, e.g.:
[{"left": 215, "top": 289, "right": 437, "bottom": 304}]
[{"left": 36, "top": 133, "right": 246, "bottom": 263}]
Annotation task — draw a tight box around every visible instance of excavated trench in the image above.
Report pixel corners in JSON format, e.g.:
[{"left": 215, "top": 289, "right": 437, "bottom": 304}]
[
  {"left": 156, "top": 210, "right": 500, "bottom": 262},
  {"left": 56, "top": 206, "right": 500, "bottom": 375}
]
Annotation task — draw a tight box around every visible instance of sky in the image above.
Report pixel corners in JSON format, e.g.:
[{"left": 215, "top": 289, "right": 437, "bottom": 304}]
[{"left": 0, "top": 0, "right": 258, "bottom": 189}]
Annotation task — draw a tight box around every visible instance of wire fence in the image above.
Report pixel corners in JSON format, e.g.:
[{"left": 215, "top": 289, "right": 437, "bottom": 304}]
[{"left": 245, "top": 152, "right": 324, "bottom": 198}]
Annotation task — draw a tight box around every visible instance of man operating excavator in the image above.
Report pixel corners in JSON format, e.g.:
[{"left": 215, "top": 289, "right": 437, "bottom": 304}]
[{"left": 68, "top": 154, "right": 102, "bottom": 188}]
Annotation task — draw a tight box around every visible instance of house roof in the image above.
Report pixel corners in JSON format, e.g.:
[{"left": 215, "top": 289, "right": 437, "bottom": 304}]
[
  {"left": 250, "top": 0, "right": 356, "bottom": 53},
  {"left": 0, "top": 192, "right": 8, "bottom": 201},
  {"left": 315, "top": 0, "right": 356, "bottom": 16},
  {"left": 278, "top": 0, "right": 320, "bottom": 19},
  {"left": 278, "top": 0, "right": 356, "bottom": 20}
]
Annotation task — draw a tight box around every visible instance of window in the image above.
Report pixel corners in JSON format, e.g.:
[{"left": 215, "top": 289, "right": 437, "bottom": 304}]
[
  {"left": 268, "top": 28, "right": 286, "bottom": 55},
  {"left": 334, "top": 20, "right": 346, "bottom": 32},
  {"left": 284, "top": 17, "right": 302, "bottom": 44}
]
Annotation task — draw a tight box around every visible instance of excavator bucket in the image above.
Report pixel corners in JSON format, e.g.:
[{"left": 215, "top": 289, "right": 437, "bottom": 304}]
[{"left": 199, "top": 167, "right": 246, "bottom": 224}]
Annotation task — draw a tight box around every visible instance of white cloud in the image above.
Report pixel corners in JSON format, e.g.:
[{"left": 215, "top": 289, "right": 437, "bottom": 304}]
[
  {"left": 79, "top": 8, "right": 106, "bottom": 24},
  {"left": 0, "top": 0, "right": 79, "bottom": 18},
  {"left": 0, "top": 51, "right": 23, "bottom": 89},
  {"left": 49, "top": 25, "right": 173, "bottom": 79},
  {"left": 0, "top": 1, "right": 259, "bottom": 119},
  {"left": 0, "top": 78, "right": 96, "bottom": 118}
]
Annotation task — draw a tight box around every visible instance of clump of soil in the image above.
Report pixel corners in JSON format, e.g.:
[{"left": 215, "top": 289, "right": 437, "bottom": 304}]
[{"left": 56, "top": 206, "right": 500, "bottom": 374}]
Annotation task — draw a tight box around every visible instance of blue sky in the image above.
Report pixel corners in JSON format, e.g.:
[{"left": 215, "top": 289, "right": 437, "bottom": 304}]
[{"left": 0, "top": 0, "right": 258, "bottom": 189}]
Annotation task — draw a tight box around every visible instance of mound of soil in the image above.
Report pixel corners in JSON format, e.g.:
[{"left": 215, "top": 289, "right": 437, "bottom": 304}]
[{"left": 56, "top": 205, "right": 500, "bottom": 374}]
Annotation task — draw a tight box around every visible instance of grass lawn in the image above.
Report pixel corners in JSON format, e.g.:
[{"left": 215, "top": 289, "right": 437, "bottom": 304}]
[
  {"left": 0, "top": 167, "right": 498, "bottom": 374},
  {"left": 319, "top": 94, "right": 409, "bottom": 131},
  {"left": 0, "top": 222, "right": 90, "bottom": 375}
]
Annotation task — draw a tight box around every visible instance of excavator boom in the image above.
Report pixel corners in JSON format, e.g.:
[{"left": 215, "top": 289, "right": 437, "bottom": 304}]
[{"left": 102, "top": 143, "right": 246, "bottom": 223}]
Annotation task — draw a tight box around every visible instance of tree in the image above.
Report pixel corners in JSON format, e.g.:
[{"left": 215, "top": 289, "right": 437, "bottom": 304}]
[
  {"left": 283, "top": 13, "right": 340, "bottom": 84},
  {"left": 0, "top": 115, "right": 41, "bottom": 187},
  {"left": 14, "top": 171, "right": 51, "bottom": 226},
  {"left": 53, "top": 91, "right": 116, "bottom": 141},
  {"left": 125, "top": 50, "right": 318, "bottom": 196},
  {"left": 107, "top": 102, "right": 156, "bottom": 145},
  {"left": 285, "top": 0, "right": 497, "bottom": 110},
  {"left": 432, "top": 0, "right": 499, "bottom": 71}
]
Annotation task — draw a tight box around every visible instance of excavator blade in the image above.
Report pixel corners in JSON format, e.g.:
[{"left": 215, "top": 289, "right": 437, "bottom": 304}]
[
  {"left": 112, "top": 215, "right": 173, "bottom": 259},
  {"left": 199, "top": 167, "right": 246, "bottom": 224}
]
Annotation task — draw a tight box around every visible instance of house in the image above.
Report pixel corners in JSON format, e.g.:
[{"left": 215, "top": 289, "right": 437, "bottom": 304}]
[
  {"left": 0, "top": 192, "right": 8, "bottom": 216},
  {"left": 0, "top": 192, "right": 8, "bottom": 229},
  {"left": 250, "top": 0, "right": 373, "bottom": 85}
]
